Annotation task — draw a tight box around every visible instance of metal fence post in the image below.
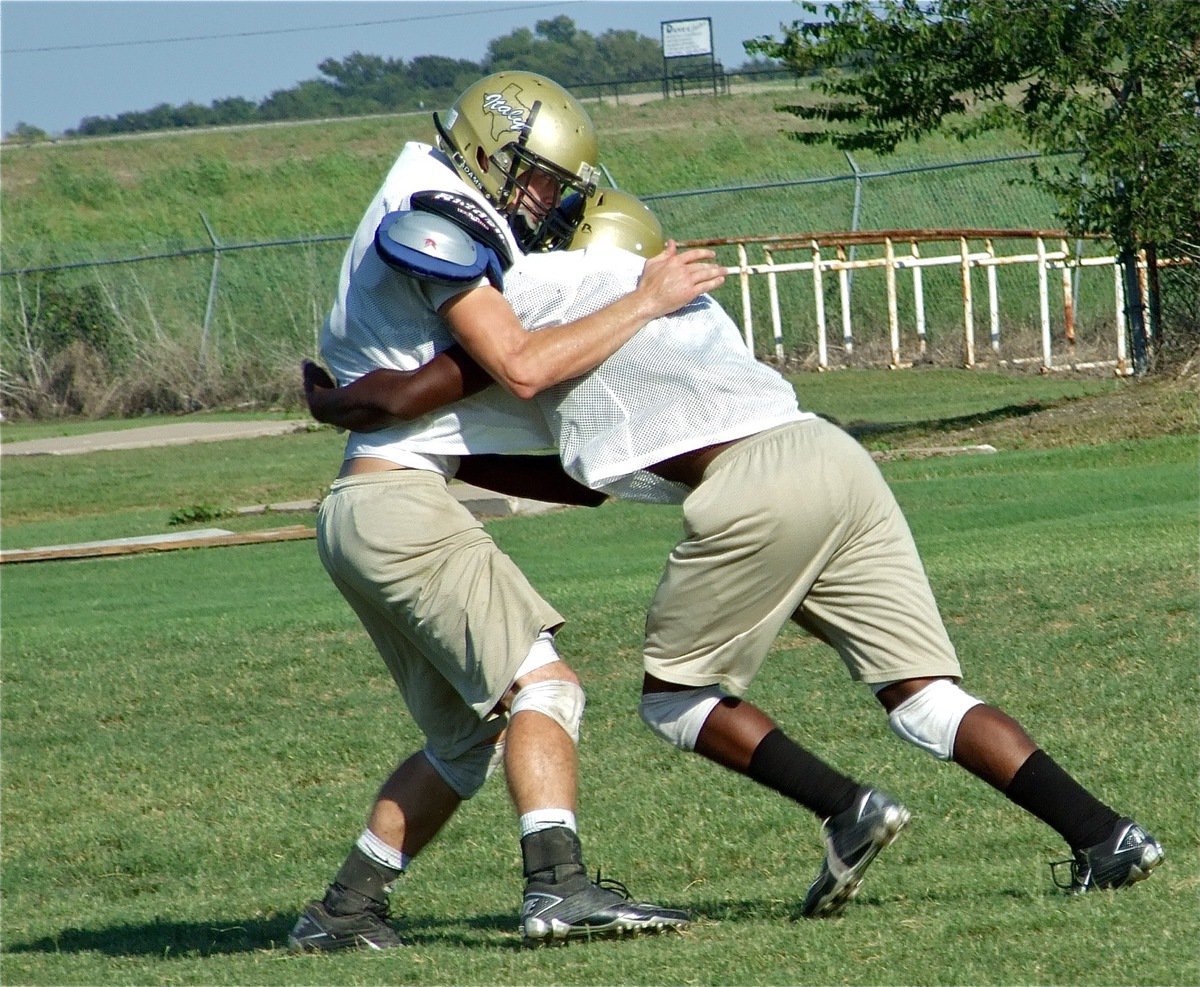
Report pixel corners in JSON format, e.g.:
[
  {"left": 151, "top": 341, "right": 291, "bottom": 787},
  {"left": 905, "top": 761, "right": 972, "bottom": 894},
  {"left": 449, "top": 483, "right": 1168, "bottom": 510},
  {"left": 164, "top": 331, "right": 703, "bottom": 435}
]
[
  {"left": 1120, "top": 244, "right": 1149, "bottom": 375},
  {"left": 910, "top": 240, "right": 927, "bottom": 359},
  {"left": 836, "top": 245, "right": 854, "bottom": 355},
  {"left": 762, "top": 246, "right": 785, "bottom": 361},
  {"left": 959, "top": 237, "right": 976, "bottom": 368},
  {"left": 884, "top": 237, "right": 901, "bottom": 367},
  {"left": 844, "top": 152, "right": 862, "bottom": 292},
  {"left": 1060, "top": 238, "right": 1076, "bottom": 366},
  {"left": 1036, "top": 236, "right": 1052, "bottom": 371},
  {"left": 811, "top": 240, "right": 828, "bottom": 369},
  {"left": 199, "top": 212, "right": 222, "bottom": 364},
  {"left": 736, "top": 243, "right": 755, "bottom": 354},
  {"left": 1114, "top": 263, "right": 1129, "bottom": 374},
  {"left": 984, "top": 239, "right": 1000, "bottom": 353}
]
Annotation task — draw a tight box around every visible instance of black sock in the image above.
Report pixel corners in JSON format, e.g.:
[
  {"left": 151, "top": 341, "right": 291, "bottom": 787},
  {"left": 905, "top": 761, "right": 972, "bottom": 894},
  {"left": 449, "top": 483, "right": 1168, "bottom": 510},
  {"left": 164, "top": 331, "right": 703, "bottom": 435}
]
[
  {"left": 746, "top": 729, "right": 861, "bottom": 820},
  {"left": 1004, "top": 749, "right": 1120, "bottom": 850}
]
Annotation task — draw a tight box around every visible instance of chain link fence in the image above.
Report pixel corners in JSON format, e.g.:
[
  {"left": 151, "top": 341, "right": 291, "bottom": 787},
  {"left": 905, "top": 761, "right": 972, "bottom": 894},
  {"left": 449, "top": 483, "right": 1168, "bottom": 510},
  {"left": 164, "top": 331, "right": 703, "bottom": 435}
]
[{"left": 2, "top": 150, "right": 1191, "bottom": 417}]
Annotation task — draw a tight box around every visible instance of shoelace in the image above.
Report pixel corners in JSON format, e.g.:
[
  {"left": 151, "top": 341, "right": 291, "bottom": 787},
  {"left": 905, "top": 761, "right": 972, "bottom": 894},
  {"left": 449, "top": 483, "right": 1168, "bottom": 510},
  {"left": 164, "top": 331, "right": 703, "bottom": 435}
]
[
  {"left": 594, "top": 869, "right": 631, "bottom": 900},
  {"left": 1048, "top": 853, "right": 1088, "bottom": 891}
]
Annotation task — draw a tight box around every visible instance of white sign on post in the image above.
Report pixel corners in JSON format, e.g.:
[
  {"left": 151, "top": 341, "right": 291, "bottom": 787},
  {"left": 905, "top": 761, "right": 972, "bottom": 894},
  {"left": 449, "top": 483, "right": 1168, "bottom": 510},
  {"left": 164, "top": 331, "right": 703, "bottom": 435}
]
[{"left": 661, "top": 18, "right": 713, "bottom": 58}]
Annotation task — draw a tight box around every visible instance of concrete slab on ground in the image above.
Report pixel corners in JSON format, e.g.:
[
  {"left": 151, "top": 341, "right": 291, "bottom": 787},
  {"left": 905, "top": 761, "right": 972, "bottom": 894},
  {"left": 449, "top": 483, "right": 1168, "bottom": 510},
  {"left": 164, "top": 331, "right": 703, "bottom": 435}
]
[
  {"left": 1, "top": 420, "right": 313, "bottom": 456},
  {"left": 0, "top": 526, "right": 316, "bottom": 564},
  {"left": 2, "top": 419, "right": 565, "bottom": 531},
  {"left": 232, "top": 485, "right": 563, "bottom": 519}
]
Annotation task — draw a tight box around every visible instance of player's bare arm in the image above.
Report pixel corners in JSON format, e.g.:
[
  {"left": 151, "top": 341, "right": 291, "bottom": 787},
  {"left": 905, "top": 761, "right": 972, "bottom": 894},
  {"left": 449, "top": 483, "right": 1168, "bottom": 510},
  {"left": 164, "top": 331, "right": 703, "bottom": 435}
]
[
  {"left": 301, "top": 357, "right": 603, "bottom": 506},
  {"left": 302, "top": 349, "right": 490, "bottom": 432},
  {"left": 456, "top": 454, "right": 606, "bottom": 507},
  {"left": 441, "top": 240, "right": 725, "bottom": 400}
]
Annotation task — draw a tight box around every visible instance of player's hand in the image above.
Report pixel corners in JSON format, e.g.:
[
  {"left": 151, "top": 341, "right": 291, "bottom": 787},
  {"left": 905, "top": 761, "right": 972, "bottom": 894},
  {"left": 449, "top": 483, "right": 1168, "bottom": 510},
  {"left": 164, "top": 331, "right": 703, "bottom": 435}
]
[
  {"left": 302, "top": 358, "right": 335, "bottom": 393},
  {"left": 634, "top": 240, "right": 726, "bottom": 319},
  {"left": 301, "top": 359, "right": 337, "bottom": 420}
]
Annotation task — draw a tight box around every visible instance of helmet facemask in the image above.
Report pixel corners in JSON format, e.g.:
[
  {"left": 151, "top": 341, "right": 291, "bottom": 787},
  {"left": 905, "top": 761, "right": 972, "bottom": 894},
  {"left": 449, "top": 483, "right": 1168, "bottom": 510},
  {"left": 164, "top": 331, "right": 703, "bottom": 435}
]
[
  {"left": 502, "top": 147, "right": 598, "bottom": 253},
  {"left": 540, "top": 192, "right": 589, "bottom": 252}
]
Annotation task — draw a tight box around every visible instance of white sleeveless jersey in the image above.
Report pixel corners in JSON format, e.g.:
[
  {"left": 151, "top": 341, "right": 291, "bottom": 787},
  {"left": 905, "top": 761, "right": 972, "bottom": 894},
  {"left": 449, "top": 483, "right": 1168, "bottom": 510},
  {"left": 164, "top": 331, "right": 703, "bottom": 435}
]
[
  {"left": 505, "top": 247, "right": 813, "bottom": 503},
  {"left": 319, "top": 141, "right": 554, "bottom": 474}
]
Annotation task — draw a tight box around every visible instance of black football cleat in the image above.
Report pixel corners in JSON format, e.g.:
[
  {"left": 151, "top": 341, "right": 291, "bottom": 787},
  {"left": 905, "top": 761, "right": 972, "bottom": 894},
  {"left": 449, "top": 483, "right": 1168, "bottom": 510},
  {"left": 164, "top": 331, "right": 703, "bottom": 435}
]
[
  {"left": 1052, "top": 818, "right": 1164, "bottom": 894},
  {"left": 521, "top": 874, "right": 689, "bottom": 944},
  {"left": 801, "top": 787, "right": 911, "bottom": 918}
]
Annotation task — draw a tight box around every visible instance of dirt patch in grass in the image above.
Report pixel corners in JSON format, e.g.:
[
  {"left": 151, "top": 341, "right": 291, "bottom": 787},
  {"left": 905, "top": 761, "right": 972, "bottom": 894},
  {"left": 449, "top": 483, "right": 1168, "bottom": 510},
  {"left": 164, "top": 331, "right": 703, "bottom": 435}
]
[{"left": 855, "top": 370, "right": 1199, "bottom": 452}]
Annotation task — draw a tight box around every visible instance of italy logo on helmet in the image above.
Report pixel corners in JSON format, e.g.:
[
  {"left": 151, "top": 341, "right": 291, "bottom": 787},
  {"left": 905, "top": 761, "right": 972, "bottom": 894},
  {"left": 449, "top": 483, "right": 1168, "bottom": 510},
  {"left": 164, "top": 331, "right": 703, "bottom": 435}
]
[{"left": 482, "top": 87, "right": 530, "bottom": 140}]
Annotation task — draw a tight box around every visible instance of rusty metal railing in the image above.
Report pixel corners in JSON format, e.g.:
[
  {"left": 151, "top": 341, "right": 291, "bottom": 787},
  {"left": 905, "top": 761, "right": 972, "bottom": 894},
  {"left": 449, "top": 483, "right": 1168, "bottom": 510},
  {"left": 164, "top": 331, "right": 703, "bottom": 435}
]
[{"left": 684, "top": 229, "right": 1184, "bottom": 375}]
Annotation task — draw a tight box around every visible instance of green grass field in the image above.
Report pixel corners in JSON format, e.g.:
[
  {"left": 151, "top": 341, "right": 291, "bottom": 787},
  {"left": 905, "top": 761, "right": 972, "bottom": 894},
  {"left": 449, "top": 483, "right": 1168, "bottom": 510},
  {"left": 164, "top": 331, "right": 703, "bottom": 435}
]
[{"left": 2, "top": 371, "right": 1197, "bottom": 985}]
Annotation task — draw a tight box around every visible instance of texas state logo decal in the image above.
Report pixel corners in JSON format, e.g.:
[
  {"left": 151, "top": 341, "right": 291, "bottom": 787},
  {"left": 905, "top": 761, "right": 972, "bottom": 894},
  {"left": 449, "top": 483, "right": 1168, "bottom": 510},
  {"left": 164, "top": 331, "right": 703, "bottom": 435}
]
[{"left": 481, "top": 85, "right": 532, "bottom": 141}]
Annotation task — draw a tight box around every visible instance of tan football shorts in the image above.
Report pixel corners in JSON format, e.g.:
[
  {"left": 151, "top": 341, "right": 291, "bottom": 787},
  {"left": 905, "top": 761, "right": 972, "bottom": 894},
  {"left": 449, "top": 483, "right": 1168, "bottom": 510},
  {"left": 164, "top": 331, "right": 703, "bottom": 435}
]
[
  {"left": 643, "top": 418, "right": 962, "bottom": 693},
  {"left": 317, "top": 469, "right": 564, "bottom": 761}
]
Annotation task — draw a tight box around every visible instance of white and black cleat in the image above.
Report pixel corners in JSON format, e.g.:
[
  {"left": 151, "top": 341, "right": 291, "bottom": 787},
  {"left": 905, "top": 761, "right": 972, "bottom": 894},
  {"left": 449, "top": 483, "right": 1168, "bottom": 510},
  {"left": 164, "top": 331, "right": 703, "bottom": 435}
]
[
  {"left": 801, "top": 787, "right": 910, "bottom": 918},
  {"left": 521, "top": 876, "right": 690, "bottom": 945},
  {"left": 1052, "top": 818, "right": 1164, "bottom": 894},
  {"left": 287, "top": 898, "right": 405, "bottom": 952}
]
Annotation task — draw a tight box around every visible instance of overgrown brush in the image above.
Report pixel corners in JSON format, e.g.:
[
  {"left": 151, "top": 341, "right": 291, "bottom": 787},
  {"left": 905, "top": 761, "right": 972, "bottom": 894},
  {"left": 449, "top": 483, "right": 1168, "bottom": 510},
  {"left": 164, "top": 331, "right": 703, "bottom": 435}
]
[
  {"left": 0, "top": 273, "right": 304, "bottom": 419},
  {"left": 1, "top": 264, "right": 311, "bottom": 419}
]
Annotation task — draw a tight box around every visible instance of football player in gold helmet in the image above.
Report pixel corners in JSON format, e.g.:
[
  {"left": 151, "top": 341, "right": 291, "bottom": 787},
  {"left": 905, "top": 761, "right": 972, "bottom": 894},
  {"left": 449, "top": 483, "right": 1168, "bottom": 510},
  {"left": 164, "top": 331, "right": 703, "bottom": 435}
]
[{"left": 433, "top": 71, "right": 599, "bottom": 252}]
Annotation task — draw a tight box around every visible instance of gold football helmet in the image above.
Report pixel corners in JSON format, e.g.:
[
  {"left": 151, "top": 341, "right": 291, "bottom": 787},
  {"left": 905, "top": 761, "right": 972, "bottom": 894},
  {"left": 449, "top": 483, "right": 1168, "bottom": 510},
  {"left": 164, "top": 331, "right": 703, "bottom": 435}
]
[
  {"left": 568, "top": 188, "right": 666, "bottom": 259},
  {"left": 433, "top": 71, "right": 599, "bottom": 252}
]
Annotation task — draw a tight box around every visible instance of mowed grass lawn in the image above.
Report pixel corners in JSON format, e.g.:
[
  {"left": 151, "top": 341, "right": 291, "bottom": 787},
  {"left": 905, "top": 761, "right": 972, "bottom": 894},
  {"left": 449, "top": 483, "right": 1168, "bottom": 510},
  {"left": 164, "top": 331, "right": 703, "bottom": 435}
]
[{"left": 1, "top": 372, "right": 1197, "bottom": 985}]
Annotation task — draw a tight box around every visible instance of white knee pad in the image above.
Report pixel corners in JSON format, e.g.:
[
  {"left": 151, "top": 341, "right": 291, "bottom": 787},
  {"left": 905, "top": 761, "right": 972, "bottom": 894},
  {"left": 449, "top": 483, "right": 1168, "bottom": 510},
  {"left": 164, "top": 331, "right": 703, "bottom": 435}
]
[
  {"left": 423, "top": 739, "right": 505, "bottom": 800},
  {"left": 887, "top": 679, "right": 983, "bottom": 761},
  {"left": 638, "top": 685, "right": 727, "bottom": 751},
  {"left": 514, "top": 631, "right": 560, "bottom": 679},
  {"left": 510, "top": 678, "right": 586, "bottom": 745}
]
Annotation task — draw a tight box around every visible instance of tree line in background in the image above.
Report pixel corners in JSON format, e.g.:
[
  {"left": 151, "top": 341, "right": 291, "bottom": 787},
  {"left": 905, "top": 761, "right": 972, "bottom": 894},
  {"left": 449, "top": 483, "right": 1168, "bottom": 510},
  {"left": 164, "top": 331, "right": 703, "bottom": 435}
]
[{"left": 6, "top": 16, "right": 768, "bottom": 140}]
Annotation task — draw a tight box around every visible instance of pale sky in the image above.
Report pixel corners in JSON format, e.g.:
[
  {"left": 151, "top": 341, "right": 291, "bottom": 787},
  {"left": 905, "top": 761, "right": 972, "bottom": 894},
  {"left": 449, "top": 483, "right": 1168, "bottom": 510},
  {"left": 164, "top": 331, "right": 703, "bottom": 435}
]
[{"left": 1, "top": 1, "right": 807, "bottom": 135}]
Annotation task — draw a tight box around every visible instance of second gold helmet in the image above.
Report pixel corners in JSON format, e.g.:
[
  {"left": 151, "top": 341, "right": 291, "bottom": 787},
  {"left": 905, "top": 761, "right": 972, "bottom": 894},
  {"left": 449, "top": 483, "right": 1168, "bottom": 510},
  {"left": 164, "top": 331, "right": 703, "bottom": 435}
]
[{"left": 568, "top": 188, "right": 666, "bottom": 259}]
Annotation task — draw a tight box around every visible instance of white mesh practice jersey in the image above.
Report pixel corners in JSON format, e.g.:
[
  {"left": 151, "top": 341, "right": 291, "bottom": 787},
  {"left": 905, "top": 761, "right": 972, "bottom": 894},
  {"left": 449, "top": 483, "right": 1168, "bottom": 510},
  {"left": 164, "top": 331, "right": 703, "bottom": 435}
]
[
  {"left": 505, "top": 246, "right": 814, "bottom": 503},
  {"left": 319, "top": 141, "right": 554, "bottom": 474}
]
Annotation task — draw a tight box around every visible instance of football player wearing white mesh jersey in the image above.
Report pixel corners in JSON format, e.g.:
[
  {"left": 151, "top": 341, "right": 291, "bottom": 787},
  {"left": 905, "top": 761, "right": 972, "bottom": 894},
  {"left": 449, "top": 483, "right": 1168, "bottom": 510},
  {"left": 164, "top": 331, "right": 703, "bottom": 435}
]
[
  {"left": 305, "top": 191, "right": 1162, "bottom": 923},
  {"left": 291, "top": 75, "right": 724, "bottom": 953}
]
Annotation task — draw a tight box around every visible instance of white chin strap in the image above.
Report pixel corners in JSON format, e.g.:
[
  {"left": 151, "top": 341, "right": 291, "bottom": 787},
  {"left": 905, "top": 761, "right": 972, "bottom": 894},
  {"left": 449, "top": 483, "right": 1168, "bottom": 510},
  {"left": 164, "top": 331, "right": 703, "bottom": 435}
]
[{"left": 886, "top": 679, "right": 983, "bottom": 761}]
